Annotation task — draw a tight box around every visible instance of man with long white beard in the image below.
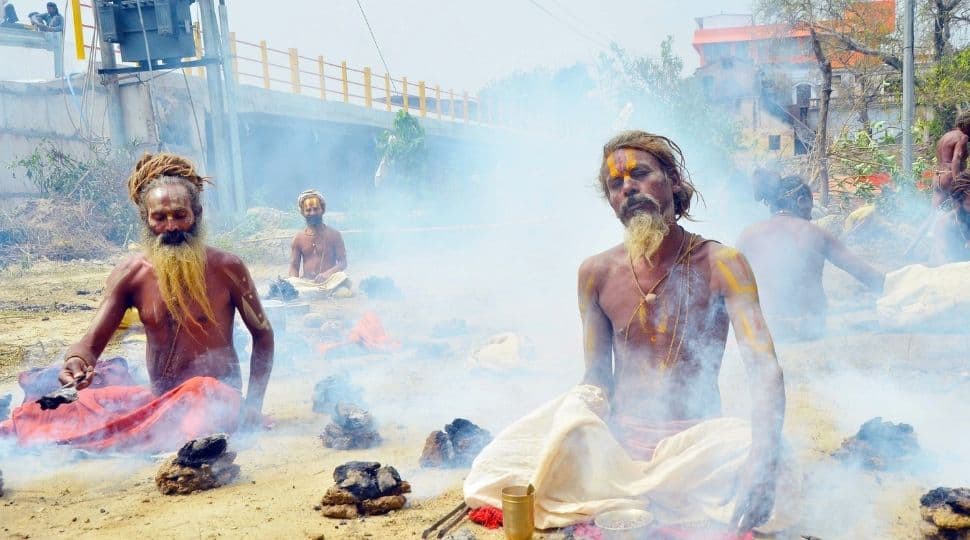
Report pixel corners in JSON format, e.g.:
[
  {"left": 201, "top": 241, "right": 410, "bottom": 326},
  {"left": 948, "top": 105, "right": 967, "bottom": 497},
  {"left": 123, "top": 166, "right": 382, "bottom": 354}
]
[
  {"left": 464, "top": 131, "right": 793, "bottom": 535},
  {"left": 0, "top": 153, "right": 274, "bottom": 453}
]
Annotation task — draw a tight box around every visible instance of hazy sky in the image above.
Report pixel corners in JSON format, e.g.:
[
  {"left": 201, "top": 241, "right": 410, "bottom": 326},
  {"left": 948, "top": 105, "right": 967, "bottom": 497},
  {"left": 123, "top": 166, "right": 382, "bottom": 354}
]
[{"left": 227, "top": 0, "right": 754, "bottom": 95}]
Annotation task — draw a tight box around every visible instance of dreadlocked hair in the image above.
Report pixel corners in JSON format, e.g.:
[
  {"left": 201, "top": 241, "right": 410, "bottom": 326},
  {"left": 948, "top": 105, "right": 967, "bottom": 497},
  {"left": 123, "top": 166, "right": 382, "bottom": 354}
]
[
  {"left": 599, "top": 130, "right": 700, "bottom": 220},
  {"left": 754, "top": 172, "right": 811, "bottom": 212},
  {"left": 952, "top": 171, "right": 970, "bottom": 203},
  {"left": 127, "top": 153, "right": 211, "bottom": 216}
]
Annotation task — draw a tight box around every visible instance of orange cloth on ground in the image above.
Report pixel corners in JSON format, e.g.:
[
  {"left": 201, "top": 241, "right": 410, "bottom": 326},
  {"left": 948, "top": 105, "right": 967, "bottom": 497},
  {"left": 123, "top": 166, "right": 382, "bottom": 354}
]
[
  {"left": 0, "top": 376, "right": 240, "bottom": 453},
  {"left": 610, "top": 415, "right": 702, "bottom": 461},
  {"left": 316, "top": 311, "right": 400, "bottom": 354}
]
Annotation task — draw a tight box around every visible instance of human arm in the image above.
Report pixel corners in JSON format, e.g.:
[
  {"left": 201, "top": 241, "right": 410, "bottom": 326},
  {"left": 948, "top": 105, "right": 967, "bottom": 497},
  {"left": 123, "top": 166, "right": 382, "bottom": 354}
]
[
  {"left": 226, "top": 258, "right": 274, "bottom": 426},
  {"left": 313, "top": 230, "right": 348, "bottom": 282},
  {"left": 711, "top": 247, "right": 785, "bottom": 532},
  {"left": 288, "top": 236, "right": 302, "bottom": 278},
  {"left": 823, "top": 229, "right": 885, "bottom": 292},
  {"left": 951, "top": 135, "right": 968, "bottom": 180},
  {"left": 578, "top": 257, "right": 614, "bottom": 399},
  {"left": 59, "top": 259, "right": 137, "bottom": 389},
  {"left": 928, "top": 213, "right": 957, "bottom": 267}
]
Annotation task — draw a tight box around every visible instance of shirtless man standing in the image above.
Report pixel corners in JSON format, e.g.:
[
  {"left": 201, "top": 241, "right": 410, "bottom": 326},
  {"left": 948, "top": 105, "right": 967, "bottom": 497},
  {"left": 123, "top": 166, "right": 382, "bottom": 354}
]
[
  {"left": 930, "top": 171, "right": 970, "bottom": 265},
  {"left": 933, "top": 112, "right": 970, "bottom": 208},
  {"left": 579, "top": 131, "right": 786, "bottom": 531},
  {"left": 737, "top": 173, "right": 884, "bottom": 340},
  {"left": 1, "top": 153, "right": 274, "bottom": 452},
  {"left": 289, "top": 190, "right": 347, "bottom": 282}
]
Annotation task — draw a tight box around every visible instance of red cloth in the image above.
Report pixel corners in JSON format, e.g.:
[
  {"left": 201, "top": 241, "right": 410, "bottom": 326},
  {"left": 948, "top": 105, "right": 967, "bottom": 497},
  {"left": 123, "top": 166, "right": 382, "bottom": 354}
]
[
  {"left": 317, "top": 311, "right": 401, "bottom": 355},
  {"left": 610, "top": 415, "right": 702, "bottom": 461},
  {"left": 0, "top": 376, "right": 240, "bottom": 453},
  {"left": 469, "top": 505, "right": 502, "bottom": 529}
]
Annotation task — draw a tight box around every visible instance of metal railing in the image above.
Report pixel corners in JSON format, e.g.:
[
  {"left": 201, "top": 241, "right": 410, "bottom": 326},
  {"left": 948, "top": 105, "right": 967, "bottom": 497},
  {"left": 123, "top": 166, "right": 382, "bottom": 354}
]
[{"left": 72, "top": 3, "right": 493, "bottom": 126}]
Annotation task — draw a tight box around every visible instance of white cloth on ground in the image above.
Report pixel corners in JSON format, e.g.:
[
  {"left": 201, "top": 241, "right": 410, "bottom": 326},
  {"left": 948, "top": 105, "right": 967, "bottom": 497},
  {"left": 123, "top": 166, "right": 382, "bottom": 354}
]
[
  {"left": 877, "top": 262, "right": 970, "bottom": 332},
  {"left": 463, "top": 385, "right": 799, "bottom": 531}
]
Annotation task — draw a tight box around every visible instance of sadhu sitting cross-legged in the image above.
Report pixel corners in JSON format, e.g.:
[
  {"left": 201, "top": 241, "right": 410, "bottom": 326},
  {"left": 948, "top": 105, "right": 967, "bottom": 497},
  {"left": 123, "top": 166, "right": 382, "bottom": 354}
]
[
  {"left": 464, "top": 131, "right": 798, "bottom": 536},
  {"left": 0, "top": 153, "right": 274, "bottom": 454}
]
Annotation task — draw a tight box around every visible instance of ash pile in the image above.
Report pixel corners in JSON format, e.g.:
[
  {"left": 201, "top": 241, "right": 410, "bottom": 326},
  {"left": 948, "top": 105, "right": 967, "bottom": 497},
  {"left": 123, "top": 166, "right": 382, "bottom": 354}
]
[
  {"left": 320, "top": 403, "right": 382, "bottom": 450},
  {"left": 155, "top": 433, "right": 240, "bottom": 495},
  {"left": 312, "top": 374, "right": 364, "bottom": 414},
  {"left": 421, "top": 418, "right": 492, "bottom": 468},
  {"left": 920, "top": 487, "right": 970, "bottom": 539},
  {"left": 832, "top": 417, "right": 919, "bottom": 470},
  {"left": 265, "top": 276, "right": 299, "bottom": 301},
  {"left": 318, "top": 461, "right": 411, "bottom": 519}
]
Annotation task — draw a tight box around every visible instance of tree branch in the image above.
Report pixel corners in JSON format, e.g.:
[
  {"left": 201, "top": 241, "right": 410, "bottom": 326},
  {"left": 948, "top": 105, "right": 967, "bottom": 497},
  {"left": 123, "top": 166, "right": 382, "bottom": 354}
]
[{"left": 815, "top": 24, "right": 903, "bottom": 71}]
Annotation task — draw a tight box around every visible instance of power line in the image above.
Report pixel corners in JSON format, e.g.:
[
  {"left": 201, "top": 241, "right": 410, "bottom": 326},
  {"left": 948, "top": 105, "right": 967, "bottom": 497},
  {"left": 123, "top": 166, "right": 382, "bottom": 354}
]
[
  {"left": 544, "top": 0, "right": 612, "bottom": 44},
  {"left": 525, "top": 0, "right": 611, "bottom": 51},
  {"left": 354, "top": 0, "right": 397, "bottom": 92}
]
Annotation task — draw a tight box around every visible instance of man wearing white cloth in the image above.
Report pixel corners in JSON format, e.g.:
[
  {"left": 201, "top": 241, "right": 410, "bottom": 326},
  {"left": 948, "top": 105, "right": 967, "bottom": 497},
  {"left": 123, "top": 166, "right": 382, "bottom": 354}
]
[{"left": 465, "top": 131, "right": 795, "bottom": 534}]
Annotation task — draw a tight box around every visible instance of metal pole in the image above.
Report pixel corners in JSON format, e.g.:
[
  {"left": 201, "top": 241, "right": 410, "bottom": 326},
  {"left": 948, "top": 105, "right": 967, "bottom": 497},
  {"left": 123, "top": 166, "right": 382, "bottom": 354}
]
[
  {"left": 902, "top": 0, "right": 915, "bottom": 177},
  {"left": 92, "top": 1, "right": 126, "bottom": 147},
  {"left": 218, "top": 0, "right": 246, "bottom": 212},
  {"left": 198, "top": 0, "right": 234, "bottom": 213}
]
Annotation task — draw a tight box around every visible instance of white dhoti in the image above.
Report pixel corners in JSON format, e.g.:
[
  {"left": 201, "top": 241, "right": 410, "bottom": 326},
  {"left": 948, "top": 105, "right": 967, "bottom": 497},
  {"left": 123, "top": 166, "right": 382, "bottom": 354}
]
[{"left": 464, "top": 385, "right": 799, "bottom": 531}]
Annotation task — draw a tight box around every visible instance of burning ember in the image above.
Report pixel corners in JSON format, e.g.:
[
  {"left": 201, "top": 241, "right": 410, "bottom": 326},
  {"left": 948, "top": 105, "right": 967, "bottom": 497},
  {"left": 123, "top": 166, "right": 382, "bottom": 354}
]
[
  {"left": 320, "top": 403, "right": 381, "bottom": 450},
  {"left": 155, "top": 433, "right": 240, "bottom": 495},
  {"left": 920, "top": 487, "right": 970, "bottom": 539},
  {"left": 266, "top": 277, "right": 299, "bottom": 301},
  {"left": 312, "top": 374, "right": 364, "bottom": 414},
  {"left": 420, "top": 418, "right": 492, "bottom": 468},
  {"left": 832, "top": 417, "right": 919, "bottom": 470},
  {"left": 36, "top": 383, "right": 79, "bottom": 410},
  {"left": 318, "top": 461, "right": 411, "bottom": 519}
]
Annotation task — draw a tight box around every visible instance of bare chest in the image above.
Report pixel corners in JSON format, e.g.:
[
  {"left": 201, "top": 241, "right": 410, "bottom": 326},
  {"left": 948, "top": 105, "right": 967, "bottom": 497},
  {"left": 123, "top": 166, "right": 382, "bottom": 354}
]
[
  {"left": 299, "top": 231, "right": 333, "bottom": 258},
  {"left": 133, "top": 272, "right": 233, "bottom": 329}
]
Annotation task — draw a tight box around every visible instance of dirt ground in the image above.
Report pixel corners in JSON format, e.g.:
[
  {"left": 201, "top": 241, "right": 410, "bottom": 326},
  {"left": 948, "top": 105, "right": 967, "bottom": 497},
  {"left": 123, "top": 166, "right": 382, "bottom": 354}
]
[{"left": 0, "top": 252, "right": 965, "bottom": 539}]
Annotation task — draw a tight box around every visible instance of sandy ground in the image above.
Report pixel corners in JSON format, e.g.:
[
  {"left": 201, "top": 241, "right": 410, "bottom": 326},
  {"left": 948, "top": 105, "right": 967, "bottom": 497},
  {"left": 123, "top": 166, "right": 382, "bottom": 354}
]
[{"left": 0, "top": 254, "right": 966, "bottom": 539}]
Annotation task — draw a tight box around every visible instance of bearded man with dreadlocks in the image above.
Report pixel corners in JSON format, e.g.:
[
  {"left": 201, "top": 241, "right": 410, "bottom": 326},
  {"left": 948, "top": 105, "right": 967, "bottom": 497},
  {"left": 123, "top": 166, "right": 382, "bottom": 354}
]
[
  {"left": 0, "top": 153, "right": 274, "bottom": 453},
  {"left": 289, "top": 189, "right": 347, "bottom": 283},
  {"left": 736, "top": 171, "right": 884, "bottom": 341},
  {"left": 930, "top": 171, "right": 970, "bottom": 265},
  {"left": 464, "top": 132, "right": 798, "bottom": 535}
]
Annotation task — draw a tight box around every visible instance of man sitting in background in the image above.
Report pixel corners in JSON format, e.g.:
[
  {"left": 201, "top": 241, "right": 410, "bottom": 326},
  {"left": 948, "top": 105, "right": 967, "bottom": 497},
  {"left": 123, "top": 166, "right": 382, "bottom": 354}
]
[
  {"left": 736, "top": 172, "right": 884, "bottom": 341},
  {"left": 288, "top": 189, "right": 349, "bottom": 293}
]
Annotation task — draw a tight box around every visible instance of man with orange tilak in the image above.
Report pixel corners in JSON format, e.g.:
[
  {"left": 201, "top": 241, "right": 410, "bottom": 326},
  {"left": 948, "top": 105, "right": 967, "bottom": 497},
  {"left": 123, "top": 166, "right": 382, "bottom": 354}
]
[
  {"left": 0, "top": 153, "right": 274, "bottom": 453},
  {"left": 464, "top": 132, "right": 793, "bottom": 535},
  {"left": 579, "top": 131, "right": 787, "bottom": 532},
  {"left": 289, "top": 190, "right": 347, "bottom": 283}
]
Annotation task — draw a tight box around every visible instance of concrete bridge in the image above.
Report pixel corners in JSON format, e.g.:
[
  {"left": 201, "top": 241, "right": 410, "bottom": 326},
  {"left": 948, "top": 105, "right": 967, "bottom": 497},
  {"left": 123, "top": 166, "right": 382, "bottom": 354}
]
[{"left": 0, "top": 2, "right": 500, "bottom": 212}]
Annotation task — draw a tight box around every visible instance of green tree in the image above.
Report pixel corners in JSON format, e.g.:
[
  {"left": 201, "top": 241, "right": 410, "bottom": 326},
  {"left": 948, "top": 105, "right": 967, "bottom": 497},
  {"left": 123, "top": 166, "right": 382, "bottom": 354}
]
[{"left": 375, "top": 110, "right": 427, "bottom": 193}]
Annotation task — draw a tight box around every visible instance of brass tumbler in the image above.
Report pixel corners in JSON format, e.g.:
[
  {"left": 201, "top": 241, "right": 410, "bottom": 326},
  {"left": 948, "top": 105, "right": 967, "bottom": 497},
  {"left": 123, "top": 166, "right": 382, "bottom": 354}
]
[{"left": 501, "top": 484, "right": 535, "bottom": 540}]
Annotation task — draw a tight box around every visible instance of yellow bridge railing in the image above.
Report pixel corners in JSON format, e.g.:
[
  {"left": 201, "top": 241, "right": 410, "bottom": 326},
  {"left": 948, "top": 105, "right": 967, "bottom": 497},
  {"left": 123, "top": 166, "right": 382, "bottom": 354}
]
[{"left": 73, "top": 2, "right": 493, "bottom": 126}]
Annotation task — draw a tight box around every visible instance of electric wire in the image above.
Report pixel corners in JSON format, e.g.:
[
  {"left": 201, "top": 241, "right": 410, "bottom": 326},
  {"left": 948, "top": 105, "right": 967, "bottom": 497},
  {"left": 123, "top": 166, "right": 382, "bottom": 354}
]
[{"left": 354, "top": 0, "right": 397, "bottom": 92}]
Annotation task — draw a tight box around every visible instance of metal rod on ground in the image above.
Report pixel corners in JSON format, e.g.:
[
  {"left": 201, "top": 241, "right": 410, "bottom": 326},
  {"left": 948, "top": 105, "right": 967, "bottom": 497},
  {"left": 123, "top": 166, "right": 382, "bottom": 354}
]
[
  {"left": 902, "top": 0, "right": 915, "bottom": 177},
  {"left": 198, "top": 0, "right": 234, "bottom": 213},
  {"left": 436, "top": 506, "right": 468, "bottom": 539},
  {"left": 218, "top": 0, "right": 246, "bottom": 212},
  {"left": 92, "top": 2, "right": 126, "bottom": 146},
  {"left": 421, "top": 502, "right": 467, "bottom": 539}
]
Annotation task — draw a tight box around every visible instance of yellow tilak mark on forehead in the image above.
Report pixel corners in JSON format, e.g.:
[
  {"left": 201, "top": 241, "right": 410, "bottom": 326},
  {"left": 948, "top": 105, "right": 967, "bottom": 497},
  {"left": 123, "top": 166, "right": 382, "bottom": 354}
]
[
  {"left": 716, "top": 260, "right": 757, "bottom": 296},
  {"left": 607, "top": 154, "right": 621, "bottom": 178},
  {"left": 625, "top": 149, "right": 637, "bottom": 173},
  {"left": 739, "top": 313, "right": 773, "bottom": 354}
]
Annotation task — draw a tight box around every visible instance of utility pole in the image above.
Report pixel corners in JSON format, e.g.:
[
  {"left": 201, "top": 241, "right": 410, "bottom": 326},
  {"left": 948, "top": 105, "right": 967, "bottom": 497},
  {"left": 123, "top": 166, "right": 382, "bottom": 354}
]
[
  {"left": 218, "top": 0, "right": 246, "bottom": 212},
  {"left": 198, "top": 0, "right": 235, "bottom": 213},
  {"left": 902, "top": 0, "right": 915, "bottom": 177},
  {"left": 92, "top": 2, "right": 126, "bottom": 148}
]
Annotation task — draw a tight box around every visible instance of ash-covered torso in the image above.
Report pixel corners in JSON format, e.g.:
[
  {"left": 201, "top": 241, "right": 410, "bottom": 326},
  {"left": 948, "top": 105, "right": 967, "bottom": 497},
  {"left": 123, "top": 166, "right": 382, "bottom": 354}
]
[
  {"left": 124, "top": 248, "right": 254, "bottom": 394},
  {"left": 592, "top": 235, "right": 729, "bottom": 422},
  {"left": 293, "top": 226, "right": 341, "bottom": 279}
]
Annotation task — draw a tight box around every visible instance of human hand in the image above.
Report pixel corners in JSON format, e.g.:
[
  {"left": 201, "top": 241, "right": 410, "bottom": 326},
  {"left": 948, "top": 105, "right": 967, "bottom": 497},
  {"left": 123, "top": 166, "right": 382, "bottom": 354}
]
[
  {"left": 58, "top": 357, "right": 94, "bottom": 390},
  {"left": 731, "top": 451, "right": 778, "bottom": 533}
]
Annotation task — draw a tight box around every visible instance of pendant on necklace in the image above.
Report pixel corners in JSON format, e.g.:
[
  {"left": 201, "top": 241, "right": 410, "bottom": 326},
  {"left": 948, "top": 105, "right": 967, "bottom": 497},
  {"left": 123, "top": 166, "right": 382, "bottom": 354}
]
[{"left": 643, "top": 293, "right": 657, "bottom": 304}]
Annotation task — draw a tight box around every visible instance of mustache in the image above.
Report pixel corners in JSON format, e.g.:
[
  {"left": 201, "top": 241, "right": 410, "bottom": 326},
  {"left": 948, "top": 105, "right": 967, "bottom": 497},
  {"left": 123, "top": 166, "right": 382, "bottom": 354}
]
[
  {"left": 621, "top": 194, "right": 660, "bottom": 217},
  {"left": 159, "top": 230, "right": 193, "bottom": 245},
  {"left": 305, "top": 214, "right": 323, "bottom": 225}
]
